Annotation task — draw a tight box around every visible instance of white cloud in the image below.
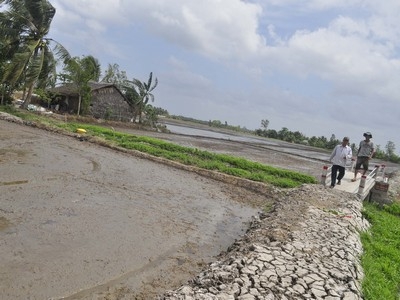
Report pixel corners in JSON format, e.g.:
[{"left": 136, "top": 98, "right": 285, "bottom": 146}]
[
  {"left": 55, "top": 0, "right": 128, "bottom": 25},
  {"left": 47, "top": 0, "right": 400, "bottom": 153},
  {"left": 126, "top": 0, "right": 266, "bottom": 59},
  {"left": 306, "top": 0, "right": 363, "bottom": 10}
]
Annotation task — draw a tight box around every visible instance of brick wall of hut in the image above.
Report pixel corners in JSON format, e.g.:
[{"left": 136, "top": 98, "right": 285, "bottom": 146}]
[{"left": 90, "top": 87, "right": 131, "bottom": 122}]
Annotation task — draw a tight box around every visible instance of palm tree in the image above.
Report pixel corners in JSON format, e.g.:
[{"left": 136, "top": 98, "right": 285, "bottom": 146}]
[
  {"left": 128, "top": 72, "right": 158, "bottom": 123},
  {"left": 101, "top": 63, "right": 127, "bottom": 85},
  {"left": 60, "top": 55, "right": 101, "bottom": 116},
  {"left": 0, "top": 0, "right": 70, "bottom": 107},
  {"left": 0, "top": 0, "right": 21, "bottom": 104},
  {"left": 81, "top": 55, "right": 101, "bottom": 82}
]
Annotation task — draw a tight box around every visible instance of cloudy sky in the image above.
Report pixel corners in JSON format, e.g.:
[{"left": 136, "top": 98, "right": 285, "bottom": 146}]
[{"left": 48, "top": 0, "right": 400, "bottom": 154}]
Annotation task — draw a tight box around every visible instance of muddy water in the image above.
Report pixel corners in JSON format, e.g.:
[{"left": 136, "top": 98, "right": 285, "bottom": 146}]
[
  {"left": 164, "top": 123, "right": 330, "bottom": 161},
  {"left": 0, "top": 120, "right": 262, "bottom": 299},
  {"left": 164, "top": 122, "right": 400, "bottom": 174}
]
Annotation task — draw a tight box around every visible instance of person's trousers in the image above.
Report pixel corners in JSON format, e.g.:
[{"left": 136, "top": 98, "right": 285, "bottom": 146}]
[{"left": 331, "top": 165, "right": 345, "bottom": 186}]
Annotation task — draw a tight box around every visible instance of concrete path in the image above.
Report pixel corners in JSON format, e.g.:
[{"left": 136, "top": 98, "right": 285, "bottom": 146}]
[{"left": 330, "top": 172, "right": 360, "bottom": 194}]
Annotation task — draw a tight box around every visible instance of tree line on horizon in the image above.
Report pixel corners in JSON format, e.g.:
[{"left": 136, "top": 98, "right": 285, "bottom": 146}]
[{"left": 255, "top": 120, "right": 399, "bottom": 163}]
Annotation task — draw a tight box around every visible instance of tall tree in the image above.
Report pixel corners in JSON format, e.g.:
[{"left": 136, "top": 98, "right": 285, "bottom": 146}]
[
  {"left": 101, "top": 63, "right": 127, "bottom": 85},
  {"left": 278, "top": 127, "right": 290, "bottom": 141},
  {"left": 128, "top": 72, "right": 158, "bottom": 123},
  {"left": 385, "top": 141, "right": 396, "bottom": 159},
  {"left": 60, "top": 55, "right": 101, "bottom": 116},
  {"left": 81, "top": 55, "right": 101, "bottom": 82},
  {"left": 0, "top": 0, "right": 70, "bottom": 107},
  {"left": 0, "top": 0, "right": 21, "bottom": 104},
  {"left": 327, "top": 134, "right": 339, "bottom": 149},
  {"left": 261, "top": 119, "right": 269, "bottom": 130}
]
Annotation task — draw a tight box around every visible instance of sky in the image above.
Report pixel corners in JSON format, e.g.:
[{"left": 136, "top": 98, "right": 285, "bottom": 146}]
[{"left": 48, "top": 0, "right": 400, "bottom": 154}]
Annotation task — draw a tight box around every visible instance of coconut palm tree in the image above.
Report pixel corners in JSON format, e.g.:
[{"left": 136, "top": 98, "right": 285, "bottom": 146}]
[
  {"left": 0, "top": 0, "right": 21, "bottom": 104},
  {"left": 81, "top": 55, "right": 101, "bottom": 82},
  {"left": 0, "top": 0, "right": 70, "bottom": 107},
  {"left": 59, "top": 55, "right": 102, "bottom": 116},
  {"left": 101, "top": 63, "right": 128, "bottom": 85},
  {"left": 127, "top": 72, "right": 158, "bottom": 123}
]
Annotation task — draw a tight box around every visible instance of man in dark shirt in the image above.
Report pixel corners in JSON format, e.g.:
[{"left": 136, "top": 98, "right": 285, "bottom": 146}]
[{"left": 352, "top": 132, "right": 375, "bottom": 182}]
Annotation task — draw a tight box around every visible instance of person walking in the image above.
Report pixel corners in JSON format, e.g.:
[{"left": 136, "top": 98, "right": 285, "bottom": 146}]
[
  {"left": 329, "top": 137, "right": 353, "bottom": 188},
  {"left": 352, "top": 132, "right": 375, "bottom": 182}
]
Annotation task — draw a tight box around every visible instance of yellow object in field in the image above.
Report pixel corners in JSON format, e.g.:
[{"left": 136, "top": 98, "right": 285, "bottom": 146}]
[{"left": 76, "top": 128, "right": 87, "bottom": 134}]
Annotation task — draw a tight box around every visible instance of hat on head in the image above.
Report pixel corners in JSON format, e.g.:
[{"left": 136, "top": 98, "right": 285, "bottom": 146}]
[{"left": 363, "top": 132, "right": 372, "bottom": 138}]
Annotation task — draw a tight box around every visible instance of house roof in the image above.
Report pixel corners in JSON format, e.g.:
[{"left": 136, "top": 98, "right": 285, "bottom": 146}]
[{"left": 49, "top": 82, "right": 120, "bottom": 96}]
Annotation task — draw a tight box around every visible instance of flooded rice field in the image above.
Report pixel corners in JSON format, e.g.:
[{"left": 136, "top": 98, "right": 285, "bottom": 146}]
[{"left": 0, "top": 119, "right": 267, "bottom": 299}]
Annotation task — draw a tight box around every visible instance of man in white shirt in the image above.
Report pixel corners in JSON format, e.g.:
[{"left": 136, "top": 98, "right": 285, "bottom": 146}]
[{"left": 329, "top": 137, "right": 353, "bottom": 188}]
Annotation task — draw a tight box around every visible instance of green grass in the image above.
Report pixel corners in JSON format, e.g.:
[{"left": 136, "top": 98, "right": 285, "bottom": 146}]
[
  {"left": 56, "top": 122, "right": 317, "bottom": 188},
  {"left": 361, "top": 202, "right": 400, "bottom": 300}
]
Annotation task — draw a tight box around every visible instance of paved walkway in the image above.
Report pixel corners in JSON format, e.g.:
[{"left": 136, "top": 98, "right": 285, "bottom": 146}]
[{"left": 330, "top": 171, "right": 360, "bottom": 194}]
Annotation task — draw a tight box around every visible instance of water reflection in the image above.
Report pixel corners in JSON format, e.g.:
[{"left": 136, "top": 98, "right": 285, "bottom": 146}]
[
  {"left": 164, "top": 123, "right": 398, "bottom": 172},
  {"left": 165, "top": 124, "right": 279, "bottom": 145}
]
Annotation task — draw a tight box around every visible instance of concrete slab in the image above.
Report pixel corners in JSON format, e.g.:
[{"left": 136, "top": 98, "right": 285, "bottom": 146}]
[{"left": 331, "top": 172, "right": 360, "bottom": 193}]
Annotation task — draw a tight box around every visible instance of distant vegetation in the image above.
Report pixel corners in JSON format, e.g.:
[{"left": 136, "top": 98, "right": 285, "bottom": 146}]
[
  {"left": 169, "top": 115, "right": 254, "bottom": 134},
  {"left": 255, "top": 119, "right": 400, "bottom": 163},
  {"left": 0, "top": 1, "right": 159, "bottom": 127}
]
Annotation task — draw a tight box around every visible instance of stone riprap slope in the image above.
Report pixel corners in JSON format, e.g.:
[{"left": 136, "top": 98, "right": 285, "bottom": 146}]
[{"left": 160, "top": 185, "right": 369, "bottom": 300}]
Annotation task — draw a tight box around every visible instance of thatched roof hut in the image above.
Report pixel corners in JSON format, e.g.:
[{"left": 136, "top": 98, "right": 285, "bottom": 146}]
[{"left": 49, "top": 82, "right": 132, "bottom": 121}]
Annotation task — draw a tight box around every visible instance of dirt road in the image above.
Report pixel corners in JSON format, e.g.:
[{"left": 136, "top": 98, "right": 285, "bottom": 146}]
[{"left": 0, "top": 119, "right": 271, "bottom": 299}]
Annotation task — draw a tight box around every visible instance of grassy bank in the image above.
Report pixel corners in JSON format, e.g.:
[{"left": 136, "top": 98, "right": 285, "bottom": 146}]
[
  {"left": 61, "top": 123, "right": 319, "bottom": 188},
  {"left": 361, "top": 202, "right": 400, "bottom": 300}
]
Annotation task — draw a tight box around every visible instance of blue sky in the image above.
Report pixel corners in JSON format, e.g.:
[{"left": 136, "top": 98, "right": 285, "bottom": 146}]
[{"left": 48, "top": 0, "right": 400, "bottom": 154}]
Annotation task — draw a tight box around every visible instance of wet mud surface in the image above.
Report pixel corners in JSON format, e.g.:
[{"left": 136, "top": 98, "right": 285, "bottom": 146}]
[{"left": 0, "top": 119, "right": 271, "bottom": 299}]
